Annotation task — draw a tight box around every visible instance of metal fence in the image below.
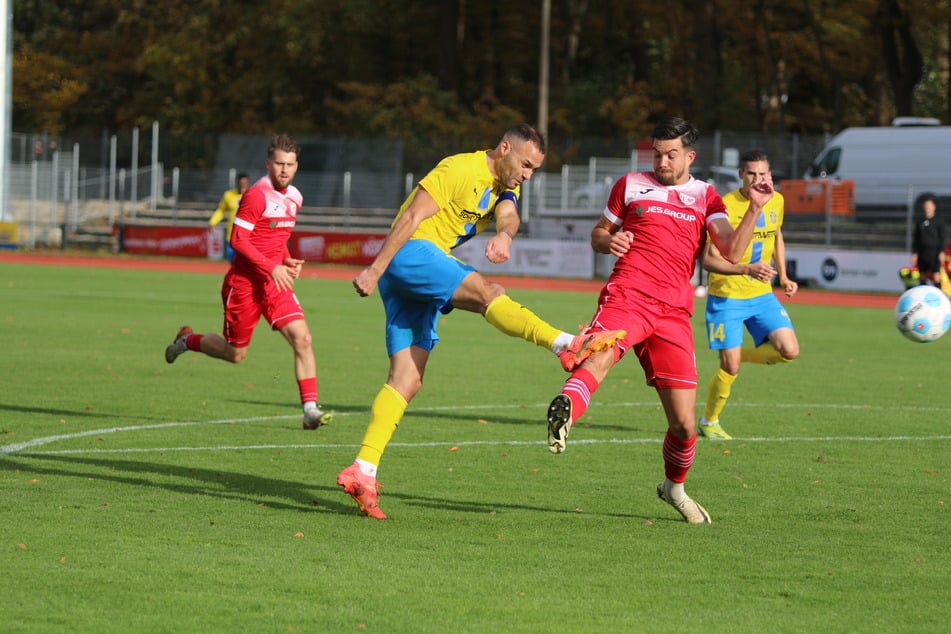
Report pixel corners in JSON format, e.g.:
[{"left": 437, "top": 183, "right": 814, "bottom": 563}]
[{"left": 0, "top": 129, "right": 918, "bottom": 253}]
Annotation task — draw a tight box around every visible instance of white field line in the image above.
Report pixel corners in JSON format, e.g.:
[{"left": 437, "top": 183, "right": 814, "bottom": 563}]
[{"left": 3, "top": 401, "right": 951, "bottom": 456}]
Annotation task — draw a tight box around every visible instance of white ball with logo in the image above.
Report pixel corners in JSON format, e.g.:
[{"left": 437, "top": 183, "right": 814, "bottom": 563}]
[{"left": 895, "top": 285, "right": 951, "bottom": 343}]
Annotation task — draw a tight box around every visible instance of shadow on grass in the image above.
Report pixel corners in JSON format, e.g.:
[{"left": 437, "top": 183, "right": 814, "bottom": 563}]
[
  {"left": 397, "top": 492, "right": 646, "bottom": 521},
  {"left": 0, "top": 402, "right": 132, "bottom": 420},
  {"left": 0, "top": 453, "right": 648, "bottom": 520},
  {"left": 225, "top": 399, "right": 369, "bottom": 416},
  {"left": 214, "top": 400, "right": 648, "bottom": 435},
  {"left": 403, "top": 408, "right": 645, "bottom": 435},
  {"left": 0, "top": 453, "right": 352, "bottom": 515}
]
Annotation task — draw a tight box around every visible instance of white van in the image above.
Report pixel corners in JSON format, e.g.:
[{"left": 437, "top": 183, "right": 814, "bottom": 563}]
[{"left": 805, "top": 121, "right": 951, "bottom": 211}]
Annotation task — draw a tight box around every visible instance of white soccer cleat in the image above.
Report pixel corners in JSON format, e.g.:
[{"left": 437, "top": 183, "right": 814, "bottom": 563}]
[
  {"left": 302, "top": 406, "right": 333, "bottom": 429},
  {"left": 656, "top": 482, "right": 712, "bottom": 524}
]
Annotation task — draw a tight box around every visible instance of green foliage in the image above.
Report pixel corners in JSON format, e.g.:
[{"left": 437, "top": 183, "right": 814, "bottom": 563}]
[
  {"left": 322, "top": 76, "right": 530, "bottom": 171},
  {"left": 11, "top": 0, "right": 951, "bottom": 141},
  {"left": 12, "top": 46, "right": 88, "bottom": 134},
  {"left": 914, "top": 58, "right": 949, "bottom": 120},
  {"left": 2, "top": 260, "right": 951, "bottom": 632}
]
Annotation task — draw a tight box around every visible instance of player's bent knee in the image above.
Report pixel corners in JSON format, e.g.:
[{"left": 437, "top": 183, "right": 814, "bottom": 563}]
[
  {"left": 291, "top": 332, "right": 313, "bottom": 350},
  {"left": 722, "top": 361, "right": 741, "bottom": 375},
  {"left": 390, "top": 377, "right": 422, "bottom": 400},
  {"left": 780, "top": 342, "right": 800, "bottom": 361},
  {"left": 456, "top": 274, "right": 506, "bottom": 314},
  {"left": 668, "top": 421, "right": 695, "bottom": 439},
  {"left": 485, "top": 281, "right": 506, "bottom": 302}
]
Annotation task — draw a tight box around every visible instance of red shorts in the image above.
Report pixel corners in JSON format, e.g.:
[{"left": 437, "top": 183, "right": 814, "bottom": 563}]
[
  {"left": 221, "top": 271, "right": 305, "bottom": 347},
  {"left": 588, "top": 281, "right": 697, "bottom": 389}
]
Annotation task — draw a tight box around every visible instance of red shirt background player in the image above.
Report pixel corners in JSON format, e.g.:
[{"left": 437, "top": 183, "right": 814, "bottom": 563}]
[
  {"left": 164, "top": 134, "right": 333, "bottom": 430},
  {"left": 229, "top": 175, "right": 302, "bottom": 287}
]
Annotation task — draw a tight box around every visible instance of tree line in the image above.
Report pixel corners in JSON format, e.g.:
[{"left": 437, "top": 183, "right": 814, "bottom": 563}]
[{"left": 13, "top": 0, "right": 951, "bottom": 169}]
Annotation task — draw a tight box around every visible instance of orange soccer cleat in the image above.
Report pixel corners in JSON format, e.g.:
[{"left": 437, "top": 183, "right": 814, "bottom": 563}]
[
  {"left": 337, "top": 463, "right": 387, "bottom": 520},
  {"left": 558, "top": 328, "right": 626, "bottom": 372}
]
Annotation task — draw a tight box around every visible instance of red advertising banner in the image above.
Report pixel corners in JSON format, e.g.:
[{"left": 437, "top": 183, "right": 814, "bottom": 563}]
[
  {"left": 116, "top": 224, "right": 384, "bottom": 265},
  {"left": 119, "top": 225, "right": 223, "bottom": 259},
  {"left": 288, "top": 232, "right": 385, "bottom": 265}
]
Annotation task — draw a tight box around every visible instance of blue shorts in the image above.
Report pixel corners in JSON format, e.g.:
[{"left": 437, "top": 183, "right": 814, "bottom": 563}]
[
  {"left": 378, "top": 239, "right": 475, "bottom": 355},
  {"left": 704, "top": 293, "right": 793, "bottom": 350}
]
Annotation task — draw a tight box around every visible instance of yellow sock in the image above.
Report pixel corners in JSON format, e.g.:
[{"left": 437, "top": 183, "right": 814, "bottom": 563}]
[
  {"left": 356, "top": 384, "right": 408, "bottom": 466},
  {"left": 741, "top": 342, "right": 790, "bottom": 365},
  {"left": 704, "top": 368, "right": 737, "bottom": 422},
  {"left": 484, "top": 295, "right": 561, "bottom": 350}
]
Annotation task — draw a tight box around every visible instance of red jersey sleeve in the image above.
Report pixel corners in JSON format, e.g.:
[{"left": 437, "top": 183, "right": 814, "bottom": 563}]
[
  {"left": 703, "top": 186, "right": 728, "bottom": 223},
  {"left": 230, "top": 187, "right": 278, "bottom": 275}
]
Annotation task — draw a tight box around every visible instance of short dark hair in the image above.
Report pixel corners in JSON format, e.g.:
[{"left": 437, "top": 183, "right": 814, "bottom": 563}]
[
  {"left": 268, "top": 134, "right": 300, "bottom": 159},
  {"left": 505, "top": 123, "right": 546, "bottom": 155},
  {"left": 237, "top": 172, "right": 249, "bottom": 181},
  {"left": 740, "top": 149, "right": 770, "bottom": 169},
  {"left": 651, "top": 117, "right": 699, "bottom": 149}
]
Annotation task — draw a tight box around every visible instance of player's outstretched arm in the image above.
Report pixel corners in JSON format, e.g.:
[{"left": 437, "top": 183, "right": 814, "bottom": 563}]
[{"left": 353, "top": 187, "right": 440, "bottom": 297}]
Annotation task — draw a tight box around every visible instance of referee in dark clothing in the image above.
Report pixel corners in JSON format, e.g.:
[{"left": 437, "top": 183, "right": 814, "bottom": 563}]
[{"left": 912, "top": 196, "right": 946, "bottom": 286}]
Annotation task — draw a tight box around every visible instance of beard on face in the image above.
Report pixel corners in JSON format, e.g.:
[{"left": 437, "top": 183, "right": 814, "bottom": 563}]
[{"left": 654, "top": 168, "right": 676, "bottom": 186}]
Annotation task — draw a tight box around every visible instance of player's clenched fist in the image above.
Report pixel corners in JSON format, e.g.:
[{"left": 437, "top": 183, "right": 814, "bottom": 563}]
[{"left": 609, "top": 230, "right": 635, "bottom": 257}]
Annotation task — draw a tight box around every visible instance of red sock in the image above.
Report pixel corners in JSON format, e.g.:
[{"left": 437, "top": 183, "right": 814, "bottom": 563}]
[
  {"left": 185, "top": 334, "right": 202, "bottom": 352},
  {"left": 297, "top": 377, "right": 318, "bottom": 405},
  {"left": 662, "top": 430, "right": 696, "bottom": 483},
  {"left": 561, "top": 368, "right": 600, "bottom": 425}
]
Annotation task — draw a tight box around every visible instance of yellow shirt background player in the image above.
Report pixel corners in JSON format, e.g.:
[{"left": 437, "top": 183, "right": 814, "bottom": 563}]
[
  {"left": 209, "top": 173, "right": 250, "bottom": 260},
  {"left": 698, "top": 151, "right": 800, "bottom": 440},
  {"left": 707, "top": 188, "right": 785, "bottom": 299}
]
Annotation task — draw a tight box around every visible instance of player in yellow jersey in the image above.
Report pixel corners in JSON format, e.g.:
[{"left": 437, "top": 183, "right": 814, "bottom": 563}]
[
  {"left": 336, "top": 124, "right": 624, "bottom": 519},
  {"left": 209, "top": 173, "right": 250, "bottom": 262},
  {"left": 699, "top": 150, "right": 800, "bottom": 439}
]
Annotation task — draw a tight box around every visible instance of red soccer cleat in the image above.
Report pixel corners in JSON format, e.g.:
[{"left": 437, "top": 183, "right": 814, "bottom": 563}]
[
  {"left": 337, "top": 463, "right": 387, "bottom": 519},
  {"left": 558, "top": 328, "right": 626, "bottom": 372}
]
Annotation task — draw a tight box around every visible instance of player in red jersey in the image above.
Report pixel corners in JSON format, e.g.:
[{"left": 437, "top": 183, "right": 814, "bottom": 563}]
[
  {"left": 164, "top": 134, "right": 332, "bottom": 430},
  {"left": 545, "top": 117, "right": 774, "bottom": 523}
]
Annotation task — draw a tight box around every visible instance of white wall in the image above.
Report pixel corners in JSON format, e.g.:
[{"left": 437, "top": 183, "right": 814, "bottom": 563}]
[
  {"left": 784, "top": 247, "right": 906, "bottom": 292},
  {"left": 454, "top": 237, "right": 906, "bottom": 293},
  {"left": 452, "top": 237, "right": 594, "bottom": 279}
]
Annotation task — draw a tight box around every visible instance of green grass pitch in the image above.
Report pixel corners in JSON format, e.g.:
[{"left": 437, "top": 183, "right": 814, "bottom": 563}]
[{"left": 1, "top": 260, "right": 949, "bottom": 633}]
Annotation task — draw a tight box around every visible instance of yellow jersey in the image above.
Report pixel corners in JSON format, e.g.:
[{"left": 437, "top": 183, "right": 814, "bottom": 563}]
[
  {"left": 209, "top": 188, "right": 244, "bottom": 241},
  {"left": 397, "top": 150, "right": 518, "bottom": 253},
  {"left": 707, "top": 189, "right": 785, "bottom": 299}
]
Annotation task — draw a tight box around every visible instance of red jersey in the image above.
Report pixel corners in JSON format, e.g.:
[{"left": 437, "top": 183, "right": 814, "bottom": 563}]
[
  {"left": 602, "top": 171, "right": 727, "bottom": 313},
  {"left": 230, "top": 175, "right": 303, "bottom": 281}
]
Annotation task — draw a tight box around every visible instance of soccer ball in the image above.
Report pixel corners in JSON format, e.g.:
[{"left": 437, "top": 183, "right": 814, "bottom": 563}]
[{"left": 894, "top": 285, "right": 951, "bottom": 343}]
